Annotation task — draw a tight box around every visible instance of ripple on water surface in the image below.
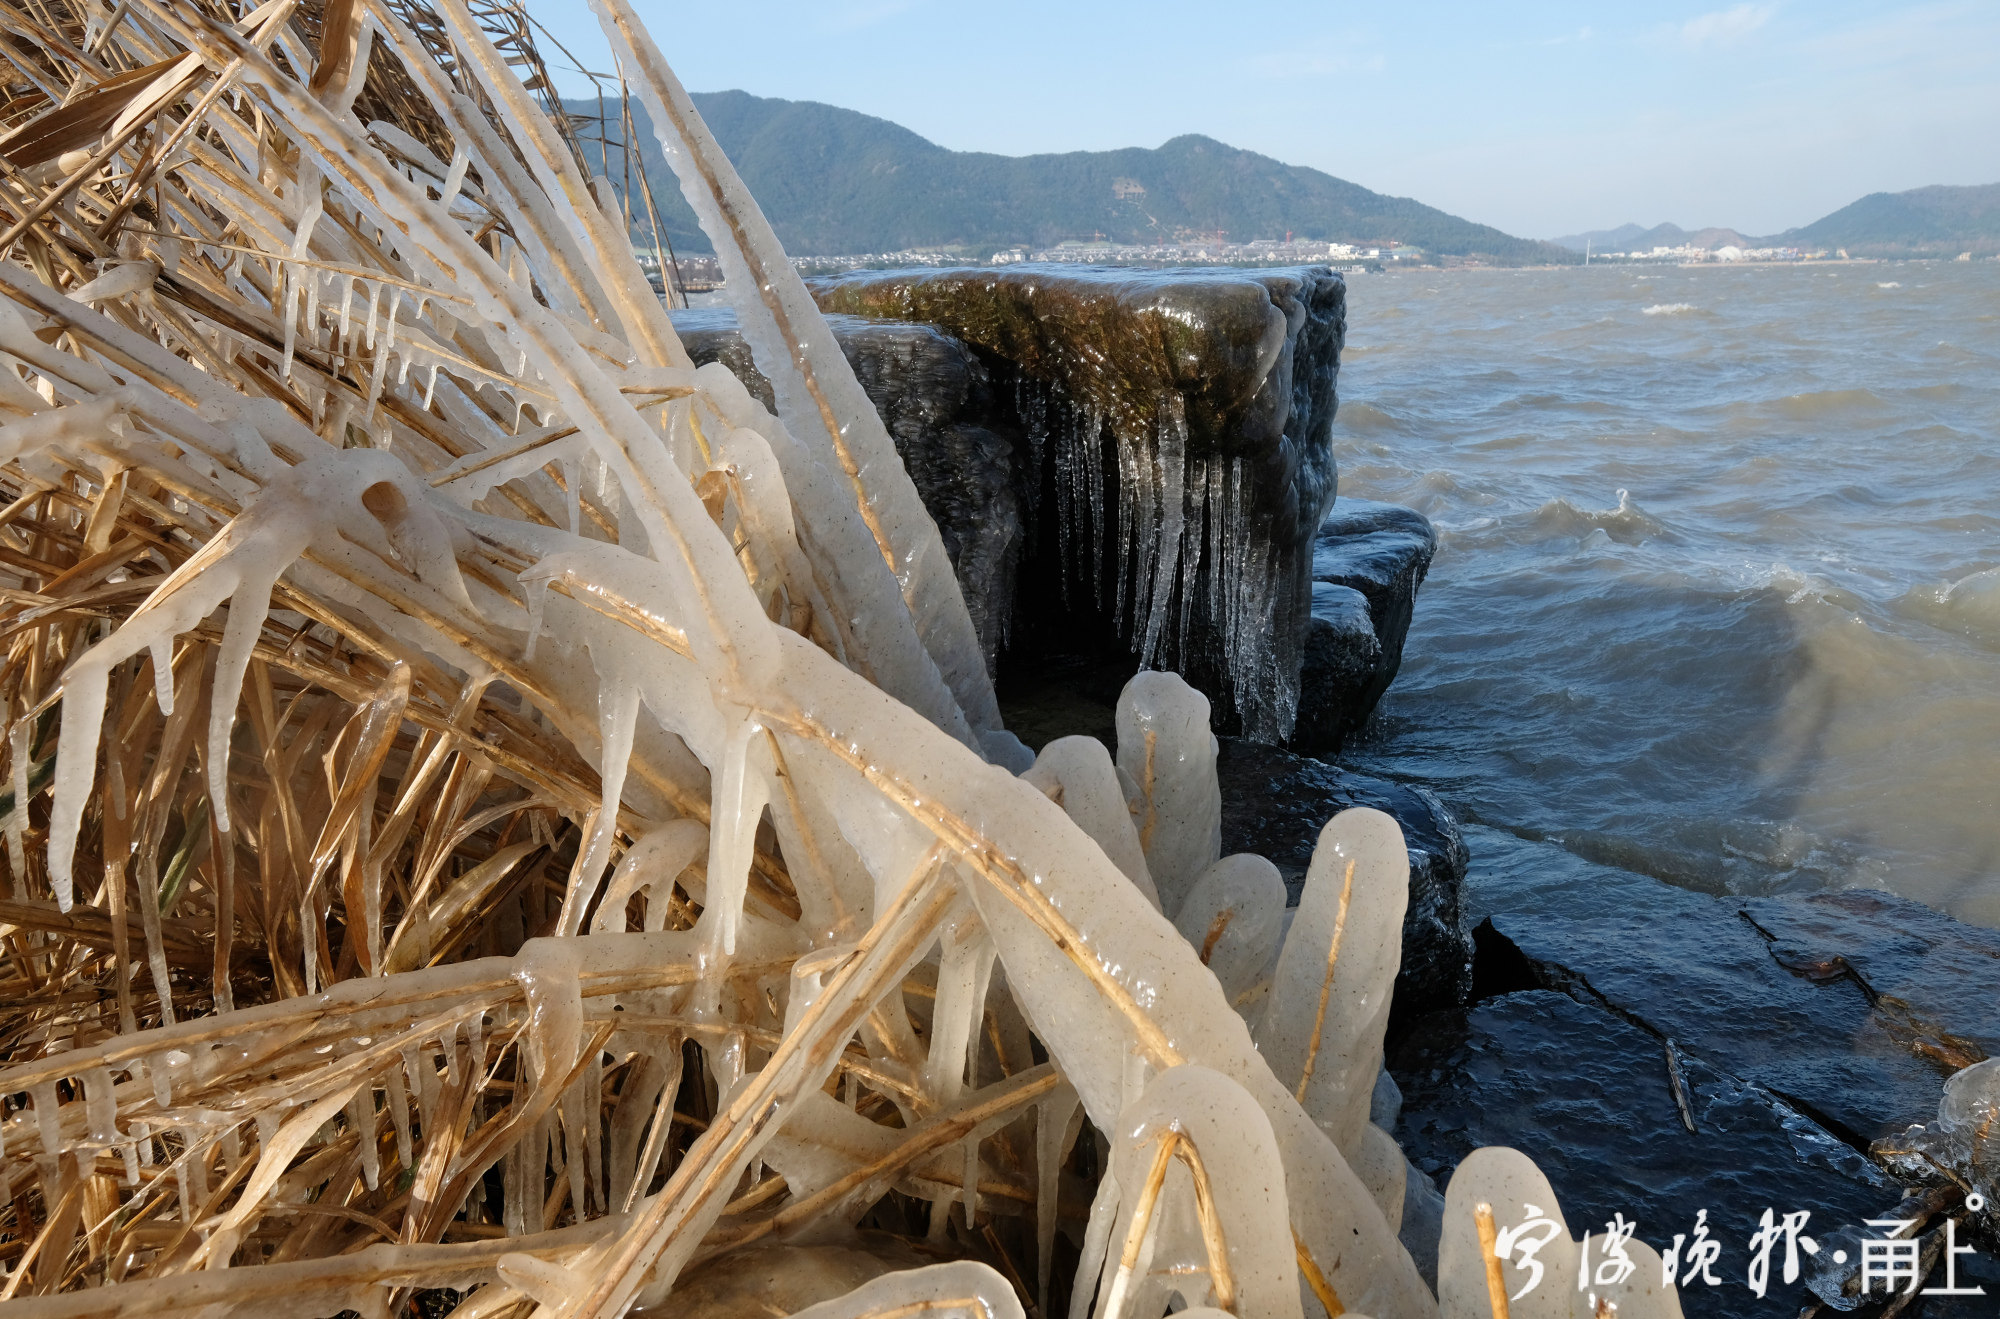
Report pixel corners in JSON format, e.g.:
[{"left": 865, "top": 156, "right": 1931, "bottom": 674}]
[{"left": 1330, "top": 261, "right": 2000, "bottom": 926}]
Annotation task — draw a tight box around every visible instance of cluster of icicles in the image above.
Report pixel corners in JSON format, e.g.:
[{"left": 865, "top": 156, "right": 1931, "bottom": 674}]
[
  {"left": 0, "top": 0, "right": 1685, "bottom": 1314},
  {"left": 1014, "top": 377, "right": 1302, "bottom": 742}
]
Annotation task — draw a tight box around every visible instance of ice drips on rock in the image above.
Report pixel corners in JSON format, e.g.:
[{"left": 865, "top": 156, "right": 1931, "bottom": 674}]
[{"left": 812, "top": 267, "right": 1346, "bottom": 741}]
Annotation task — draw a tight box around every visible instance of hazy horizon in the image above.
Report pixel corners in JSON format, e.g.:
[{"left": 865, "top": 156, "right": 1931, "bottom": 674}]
[{"left": 534, "top": 1, "right": 1998, "bottom": 242}]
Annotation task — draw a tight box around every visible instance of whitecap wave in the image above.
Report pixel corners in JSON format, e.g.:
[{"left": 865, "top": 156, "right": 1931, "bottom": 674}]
[
  {"left": 1906, "top": 567, "right": 2000, "bottom": 641},
  {"left": 1877, "top": 281, "right": 1902, "bottom": 289},
  {"left": 1531, "top": 488, "right": 1667, "bottom": 545},
  {"left": 1642, "top": 302, "right": 1695, "bottom": 316}
]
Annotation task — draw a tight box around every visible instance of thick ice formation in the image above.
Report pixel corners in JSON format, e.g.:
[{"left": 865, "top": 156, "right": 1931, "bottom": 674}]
[
  {"left": 0, "top": 2, "right": 1668, "bottom": 1316},
  {"left": 1439, "top": 1149, "right": 1682, "bottom": 1319},
  {"left": 1114, "top": 671, "right": 1222, "bottom": 916}
]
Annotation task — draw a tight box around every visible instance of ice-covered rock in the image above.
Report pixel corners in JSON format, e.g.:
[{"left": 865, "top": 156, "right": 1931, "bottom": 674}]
[
  {"left": 810, "top": 265, "right": 1346, "bottom": 741},
  {"left": 1296, "top": 498, "right": 1437, "bottom": 753}
]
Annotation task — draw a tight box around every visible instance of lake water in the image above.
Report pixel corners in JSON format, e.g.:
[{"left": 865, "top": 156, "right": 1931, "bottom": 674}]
[{"left": 1330, "top": 260, "right": 2000, "bottom": 927}]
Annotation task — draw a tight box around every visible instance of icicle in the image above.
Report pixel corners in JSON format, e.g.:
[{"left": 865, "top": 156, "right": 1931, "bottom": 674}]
[
  {"left": 558, "top": 682, "right": 639, "bottom": 935},
  {"left": 27, "top": 1088, "right": 60, "bottom": 1222},
  {"left": 440, "top": 1020, "right": 461, "bottom": 1088},
  {"left": 382, "top": 288, "right": 404, "bottom": 357},
  {"left": 83, "top": 1065, "right": 136, "bottom": 1184},
  {"left": 29, "top": 1080, "right": 60, "bottom": 1159},
  {"left": 1084, "top": 408, "right": 1106, "bottom": 606},
  {"left": 508, "top": 947, "right": 582, "bottom": 1233},
  {"left": 150, "top": 636, "right": 175, "bottom": 715},
  {"left": 440, "top": 145, "right": 470, "bottom": 203},
  {"left": 364, "top": 288, "right": 404, "bottom": 426},
  {"left": 291, "top": 159, "right": 326, "bottom": 255},
  {"left": 149, "top": 1052, "right": 173, "bottom": 1109},
  {"left": 349, "top": 1087, "right": 380, "bottom": 1190},
  {"left": 277, "top": 266, "right": 300, "bottom": 381},
  {"left": 363, "top": 281, "right": 382, "bottom": 351},
  {"left": 304, "top": 270, "right": 324, "bottom": 353},
  {"left": 274, "top": 167, "right": 324, "bottom": 384},
  {"left": 384, "top": 1060, "right": 413, "bottom": 1168},
  {"left": 701, "top": 719, "right": 773, "bottom": 959},
  {"left": 337, "top": 279, "right": 357, "bottom": 352},
  {"left": 520, "top": 571, "right": 551, "bottom": 664},
  {"left": 1139, "top": 402, "right": 1188, "bottom": 663},
  {"left": 403, "top": 1045, "right": 439, "bottom": 1134},
  {"left": 422, "top": 361, "right": 440, "bottom": 411},
  {"left": 1255, "top": 808, "right": 1408, "bottom": 1163}
]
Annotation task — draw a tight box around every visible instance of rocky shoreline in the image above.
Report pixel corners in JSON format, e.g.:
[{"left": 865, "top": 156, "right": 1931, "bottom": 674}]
[{"left": 685, "top": 265, "right": 1999, "bottom": 1316}]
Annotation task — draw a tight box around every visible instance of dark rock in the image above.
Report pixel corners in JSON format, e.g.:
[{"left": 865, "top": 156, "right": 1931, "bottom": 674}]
[
  {"left": 1390, "top": 826, "right": 2000, "bottom": 1314},
  {"left": 1486, "top": 889, "right": 1973, "bottom": 1145},
  {"left": 1294, "top": 498, "right": 1437, "bottom": 753},
  {"left": 1215, "top": 736, "right": 1471, "bottom": 1023},
  {"left": 672, "top": 308, "right": 1022, "bottom": 669},
  {"left": 1391, "top": 990, "right": 1893, "bottom": 1319},
  {"left": 809, "top": 266, "right": 1345, "bottom": 741},
  {"left": 1738, "top": 889, "right": 2000, "bottom": 1068},
  {"left": 672, "top": 307, "right": 775, "bottom": 410},
  {"left": 1297, "top": 584, "right": 1382, "bottom": 755}
]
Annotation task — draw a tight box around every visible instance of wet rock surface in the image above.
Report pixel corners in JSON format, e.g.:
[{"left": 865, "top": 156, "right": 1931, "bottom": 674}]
[
  {"left": 809, "top": 265, "right": 1345, "bottom": 740},
  {"left": 1392, "top": 825, "right": 2000, "bottom": 1317},
  {"left": 1215, "top": 736, "right": 1471, "bottom": 1021},
  {"left": 1485, "top": 891, "right": 1973, "bottom": 1145},
  {"left": 1393, "top": 990, "right": 1894, "bottom": 1319},
  {"left": 1739, "top": 889, "right": 2000, "bottom": 1071},
  {"left": 672, "top": 308, "right": 1022, "bottom": 668},
  {"left": 1296, "top": 498, "right": 1437, "bottom": 753}
]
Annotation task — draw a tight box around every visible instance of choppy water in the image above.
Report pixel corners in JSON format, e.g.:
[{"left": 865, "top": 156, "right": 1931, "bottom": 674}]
[{"left": 1331, "top": 260, "right": 2000, "bottom": 926}]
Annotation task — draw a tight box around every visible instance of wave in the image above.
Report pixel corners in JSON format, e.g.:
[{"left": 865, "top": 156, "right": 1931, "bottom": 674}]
[
  {"left": 1529, "top": 488, "right": 1667, "bottom": 545},
  {"left": 1642, "top": 303, "right": 1696, "bottom": 316},
  {"left": 1877, "top": 281, "right": 1902, "bottom": 289},
  {"left": 1904, "top": 567, "right": 2000, "bottom": 641},
  {"left": 1772, "top": 387, "right": 1889, "bottom": 419},
  {"left": 1334, "top": 400, "right": 1403, "bottom": 432}
]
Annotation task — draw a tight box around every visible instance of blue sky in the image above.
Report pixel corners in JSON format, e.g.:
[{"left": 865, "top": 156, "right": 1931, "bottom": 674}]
[{"left": 533, "top": 2, "right": 2000, "bottom": 239}]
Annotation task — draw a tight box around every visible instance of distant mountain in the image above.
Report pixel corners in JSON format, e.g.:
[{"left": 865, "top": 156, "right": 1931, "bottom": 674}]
[
  {"left": 1774, "top": 183, "right": 2000, "bottom": 257},
  {"left": 1555, "top": 183, "right": 2000, "bottom": 259},
  {"left": 1550, "top": 222, "right": 1749, "bottom": 253},
  {"left": 571, "top": 91, "right": 1574, "bottom": 265}
]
